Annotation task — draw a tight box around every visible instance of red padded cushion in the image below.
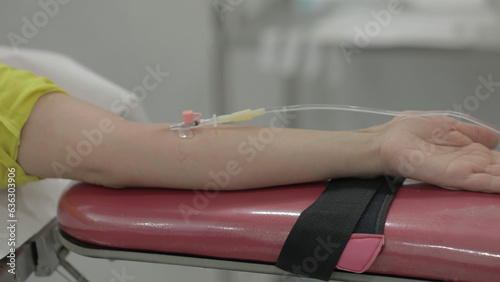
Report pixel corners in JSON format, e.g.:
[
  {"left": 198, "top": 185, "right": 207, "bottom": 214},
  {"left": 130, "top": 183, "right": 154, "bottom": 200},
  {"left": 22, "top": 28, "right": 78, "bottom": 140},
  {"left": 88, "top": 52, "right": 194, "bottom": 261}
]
[{"left": 58, "top": 182, "right": 500, "bottom": 281}]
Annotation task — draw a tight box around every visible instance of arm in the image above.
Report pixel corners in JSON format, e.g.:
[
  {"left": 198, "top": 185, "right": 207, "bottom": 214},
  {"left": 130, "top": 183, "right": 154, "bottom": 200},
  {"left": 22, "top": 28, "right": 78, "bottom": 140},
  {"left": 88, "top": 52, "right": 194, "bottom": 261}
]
[
  {"left": 17, "top": 93, "right": 381, "bottom": 189},
  {"left": 18, "top": 93, "right": 500, "bottom": 192}
]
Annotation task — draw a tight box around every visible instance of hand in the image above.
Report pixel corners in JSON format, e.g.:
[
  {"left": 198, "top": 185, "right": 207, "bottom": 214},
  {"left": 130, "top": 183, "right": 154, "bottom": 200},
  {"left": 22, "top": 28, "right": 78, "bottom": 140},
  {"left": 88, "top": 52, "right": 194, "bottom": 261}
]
[{"left": 376, "top": 114, "right": 500, "bottom": 193}]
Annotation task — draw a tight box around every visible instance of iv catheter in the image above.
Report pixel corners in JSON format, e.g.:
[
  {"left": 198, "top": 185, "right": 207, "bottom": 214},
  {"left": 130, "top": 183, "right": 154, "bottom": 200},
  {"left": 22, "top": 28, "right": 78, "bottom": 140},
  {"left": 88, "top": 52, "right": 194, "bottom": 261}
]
[{"left": 169, "top": 104, "right": 500, "bottom": 138}]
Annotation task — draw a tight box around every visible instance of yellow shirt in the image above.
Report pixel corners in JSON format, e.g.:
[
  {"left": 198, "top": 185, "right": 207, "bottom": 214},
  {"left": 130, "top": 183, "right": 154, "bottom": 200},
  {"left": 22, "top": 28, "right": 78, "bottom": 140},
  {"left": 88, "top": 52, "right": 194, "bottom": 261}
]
[{"left": 0, "top": 63, "right": 67, "bottom": 189}]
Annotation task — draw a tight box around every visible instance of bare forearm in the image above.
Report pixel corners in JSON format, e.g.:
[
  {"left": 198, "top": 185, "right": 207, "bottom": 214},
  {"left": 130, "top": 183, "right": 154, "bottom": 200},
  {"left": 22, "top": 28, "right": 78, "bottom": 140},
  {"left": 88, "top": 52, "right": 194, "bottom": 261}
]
[
  {"left": 109, "top": 123, "right": 382, "bottom": 189},
  {"left": 18, "top": 93, "right": 383, "bottom": 189}
]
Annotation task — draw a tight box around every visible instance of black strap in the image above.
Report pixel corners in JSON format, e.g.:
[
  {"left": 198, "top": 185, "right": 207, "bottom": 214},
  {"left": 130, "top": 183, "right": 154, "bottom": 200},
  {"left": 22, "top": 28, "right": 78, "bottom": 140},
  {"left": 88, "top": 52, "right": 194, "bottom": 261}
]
[
  {"left": 275, "top": 176, "right": 403, "bottom": 281},
  {"left": 354, "top": 175, "right": 404, "bottom": 234}
]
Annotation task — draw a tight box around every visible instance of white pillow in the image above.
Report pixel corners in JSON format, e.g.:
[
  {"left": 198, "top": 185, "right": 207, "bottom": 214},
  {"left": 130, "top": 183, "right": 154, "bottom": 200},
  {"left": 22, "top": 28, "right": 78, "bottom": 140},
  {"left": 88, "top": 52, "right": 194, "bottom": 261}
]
[{"left": 0, "top": 46, "right": 150, "bottom": 123}]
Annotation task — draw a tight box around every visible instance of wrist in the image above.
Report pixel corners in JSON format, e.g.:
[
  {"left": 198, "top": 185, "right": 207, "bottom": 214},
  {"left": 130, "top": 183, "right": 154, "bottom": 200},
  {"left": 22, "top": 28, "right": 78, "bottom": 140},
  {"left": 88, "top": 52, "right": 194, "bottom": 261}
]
[{"left": 353, "top": 126, "right": 386, "bottom": 177}]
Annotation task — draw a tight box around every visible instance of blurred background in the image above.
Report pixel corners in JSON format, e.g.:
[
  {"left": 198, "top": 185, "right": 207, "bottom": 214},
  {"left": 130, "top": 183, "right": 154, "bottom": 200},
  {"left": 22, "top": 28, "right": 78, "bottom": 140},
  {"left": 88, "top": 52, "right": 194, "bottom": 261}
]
[{"left": 1, "top": 0, "right": 500, "bottom": 281}]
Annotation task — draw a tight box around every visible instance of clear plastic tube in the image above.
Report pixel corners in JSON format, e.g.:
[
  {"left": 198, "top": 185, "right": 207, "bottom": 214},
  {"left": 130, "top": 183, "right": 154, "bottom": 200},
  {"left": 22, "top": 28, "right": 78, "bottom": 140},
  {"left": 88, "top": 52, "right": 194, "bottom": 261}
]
[
  {"left": 170, "top": 104, "right": 500, "bottom": 137},
  {"left": 264, "top": 104, "right": 500, "bottom": 135}
]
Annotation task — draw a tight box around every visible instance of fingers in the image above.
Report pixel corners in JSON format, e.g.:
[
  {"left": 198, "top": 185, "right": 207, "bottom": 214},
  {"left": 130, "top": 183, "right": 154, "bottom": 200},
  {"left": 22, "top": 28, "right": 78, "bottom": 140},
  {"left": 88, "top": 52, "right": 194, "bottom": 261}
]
[
  {"left": 484, "top": 152, "right": 500, "bottom": 176},
  {"left": 456, "top": 151, "right": 500, "bottom": 192},
  {"left": 485, "top": 164, "right": 500, "bottom": 176},
  {"left": 462, "top": 173, "right": 500, "bottom": 193},
  {"left": 455, "top": 121, "right": 500, "bottom": 150}
]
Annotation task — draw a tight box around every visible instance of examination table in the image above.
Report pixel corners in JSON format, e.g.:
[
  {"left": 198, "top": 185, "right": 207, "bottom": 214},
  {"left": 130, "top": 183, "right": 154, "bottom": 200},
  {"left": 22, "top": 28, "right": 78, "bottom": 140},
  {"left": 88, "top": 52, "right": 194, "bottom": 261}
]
[{"left": 52, "top": 179, "right": 500, "bottom": 282}]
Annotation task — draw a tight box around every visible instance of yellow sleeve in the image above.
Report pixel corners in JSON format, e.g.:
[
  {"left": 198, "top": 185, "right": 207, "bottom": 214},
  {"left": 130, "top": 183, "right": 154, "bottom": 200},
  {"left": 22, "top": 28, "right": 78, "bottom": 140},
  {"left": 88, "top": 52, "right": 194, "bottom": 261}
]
[{"left": 0, "top": 63, "right": 68, "bottom": 189}]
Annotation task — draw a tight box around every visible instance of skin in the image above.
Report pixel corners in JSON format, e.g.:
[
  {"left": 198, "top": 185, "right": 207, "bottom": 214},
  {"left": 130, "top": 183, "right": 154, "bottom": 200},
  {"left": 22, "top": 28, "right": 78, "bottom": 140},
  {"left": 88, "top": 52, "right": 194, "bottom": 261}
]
[{"left": 17, "top": 92, "right": 500, "bottom": 193}]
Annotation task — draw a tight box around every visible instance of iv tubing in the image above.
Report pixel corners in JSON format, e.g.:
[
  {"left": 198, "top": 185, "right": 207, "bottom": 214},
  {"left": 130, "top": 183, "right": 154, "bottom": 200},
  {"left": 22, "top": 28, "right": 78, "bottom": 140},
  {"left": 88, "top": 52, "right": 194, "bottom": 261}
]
[
  {"left": 262, "top": 104, "right": 500, "bottom": 135},
  {"left": 170, "top": 104, "right": 500, "bottom": 136}
]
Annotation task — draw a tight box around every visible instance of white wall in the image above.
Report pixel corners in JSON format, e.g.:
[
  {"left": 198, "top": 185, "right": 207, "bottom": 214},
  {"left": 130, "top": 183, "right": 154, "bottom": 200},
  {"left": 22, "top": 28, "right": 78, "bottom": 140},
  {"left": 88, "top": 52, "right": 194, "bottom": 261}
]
[{"left": 0, "top": 0, "right": 214, "bottom": 123}]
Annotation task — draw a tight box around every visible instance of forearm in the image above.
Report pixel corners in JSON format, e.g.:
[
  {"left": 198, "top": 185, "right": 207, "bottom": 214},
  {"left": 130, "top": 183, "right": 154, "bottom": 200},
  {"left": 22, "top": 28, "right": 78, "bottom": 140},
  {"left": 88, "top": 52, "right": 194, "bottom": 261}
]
[
  {"left": 18, "top": 93, "right": 383, "bottom": 189},
  {"left": 110, "top": 123, "right": 383, "bottom": 189}
]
